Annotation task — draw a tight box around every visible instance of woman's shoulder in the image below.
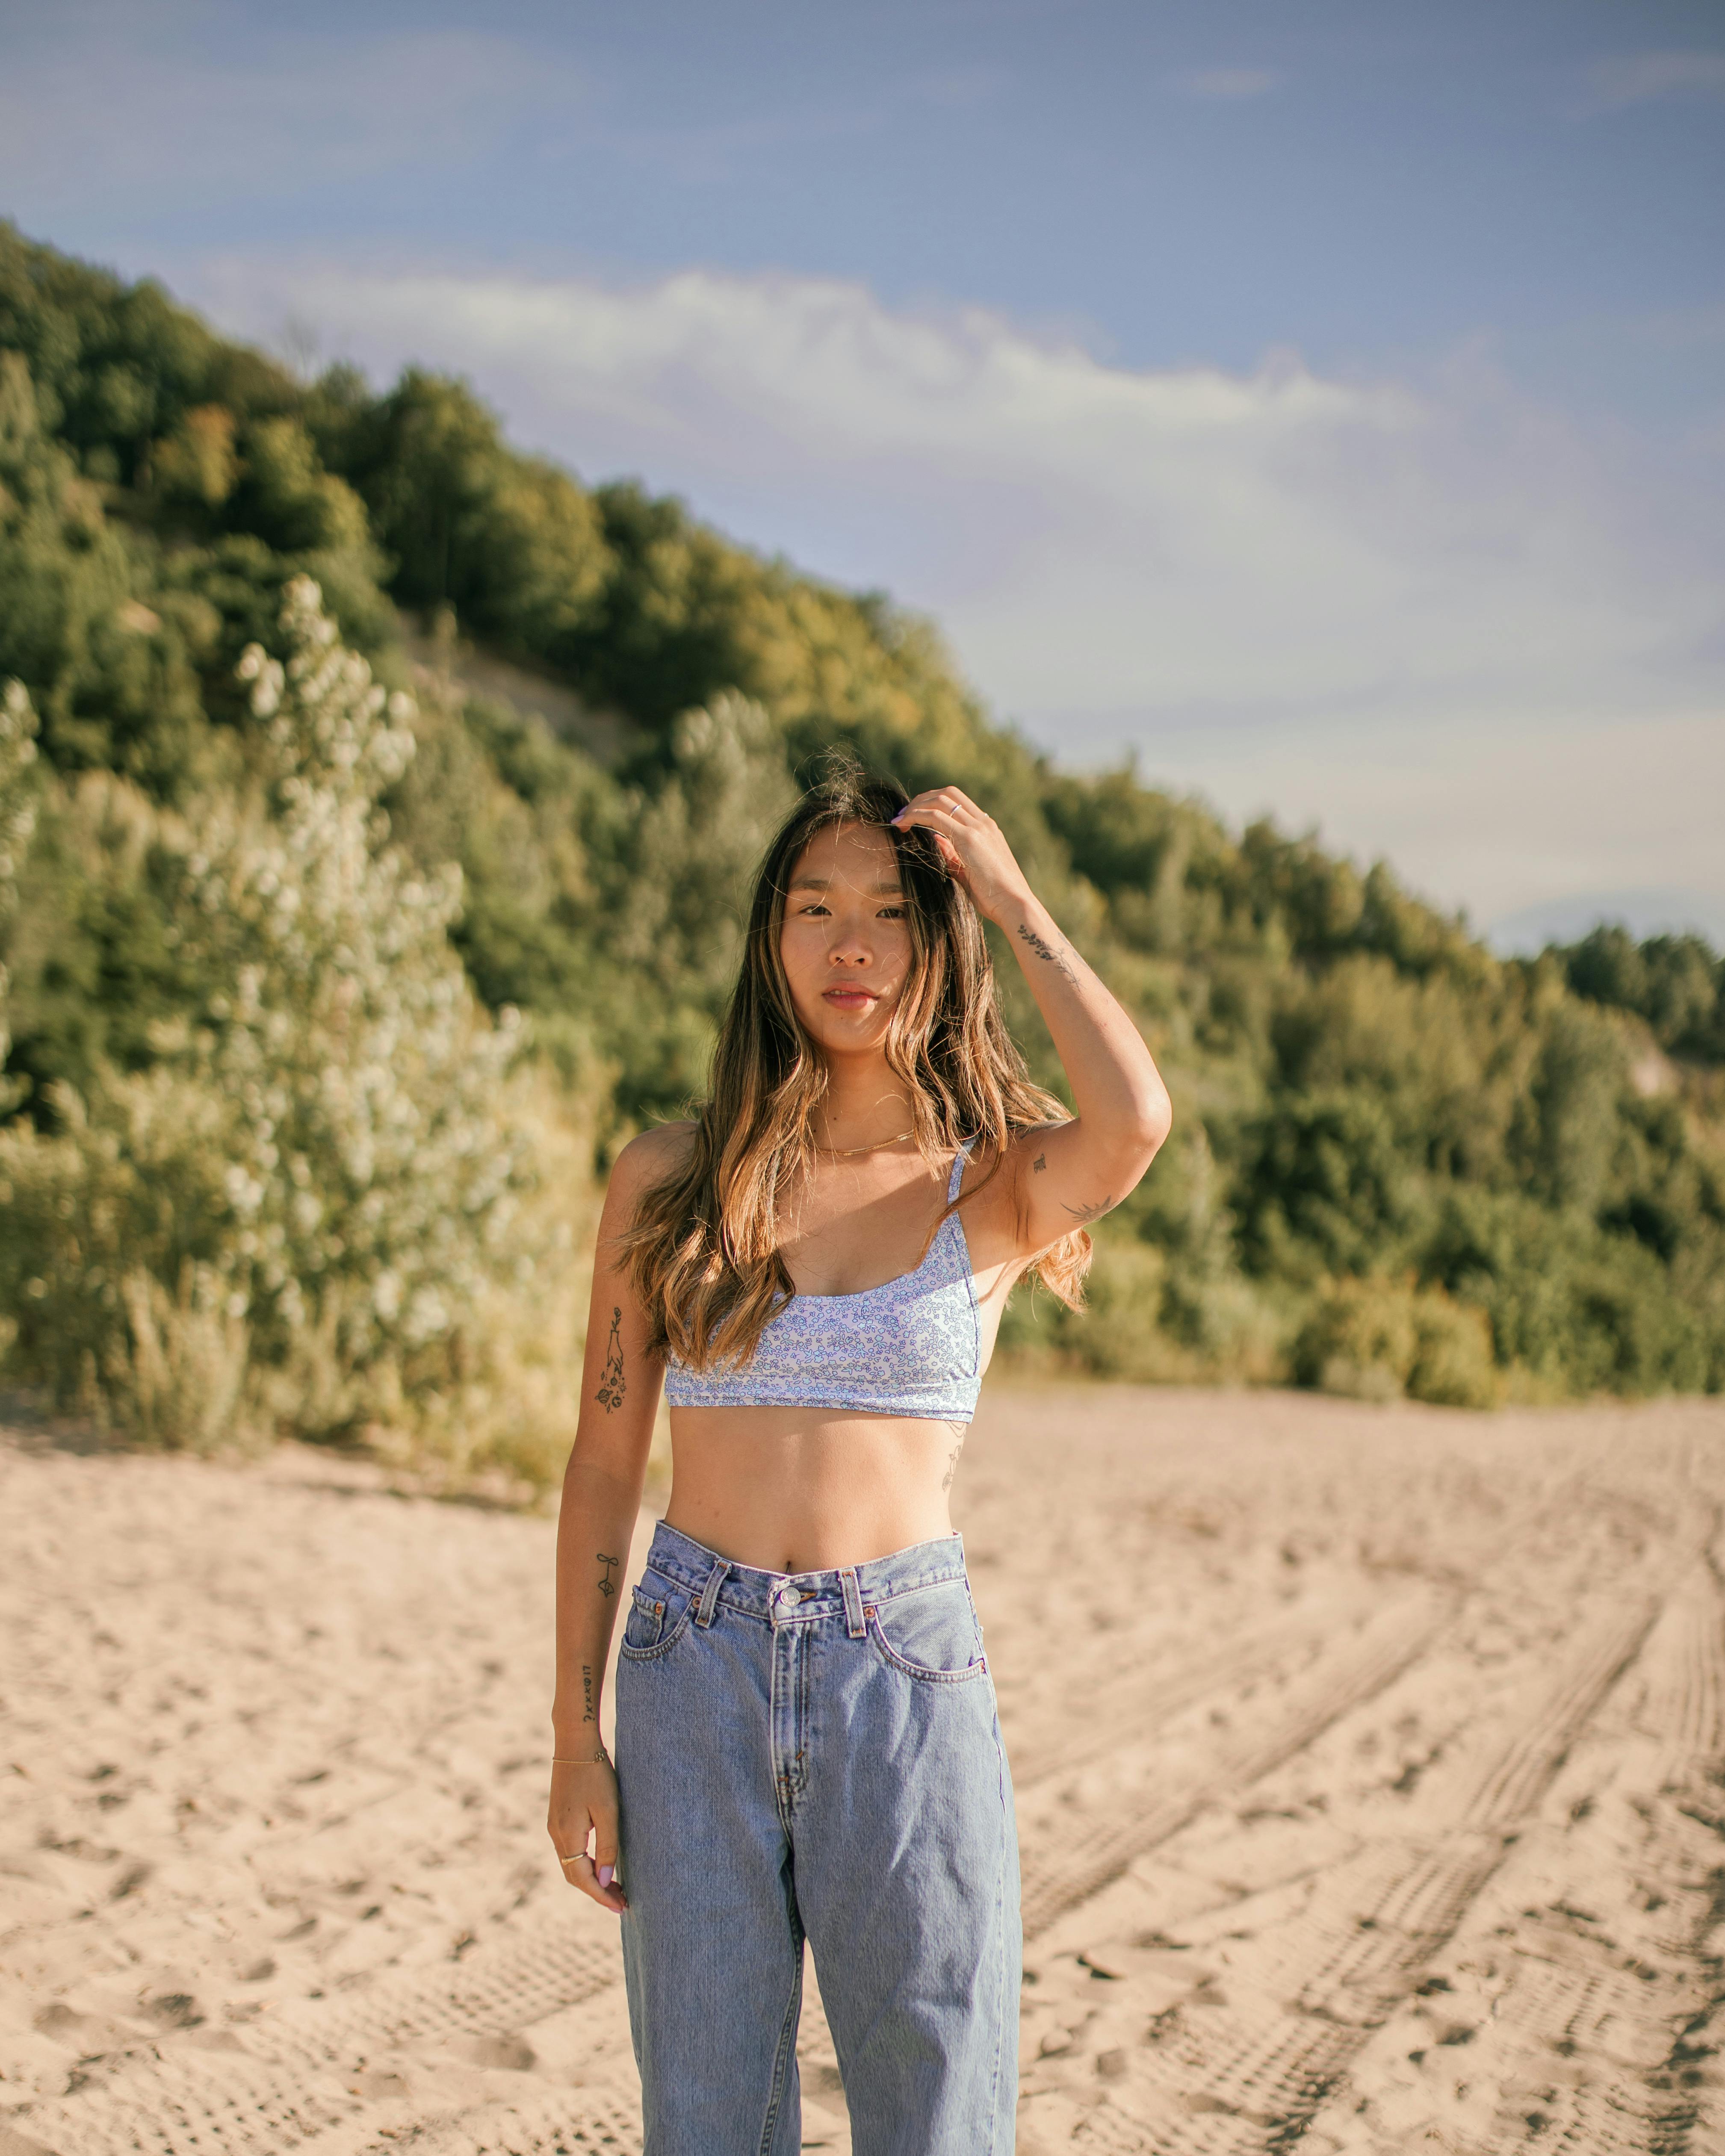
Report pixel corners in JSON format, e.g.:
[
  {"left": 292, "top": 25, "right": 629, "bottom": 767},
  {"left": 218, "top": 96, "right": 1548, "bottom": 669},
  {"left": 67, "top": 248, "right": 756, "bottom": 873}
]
[
  {"left": 609, "top": 1118, "right": 699, "bottom": 1199},
  {"left": 600, "top": 1120, "right": 698, "bottom": 1237}
]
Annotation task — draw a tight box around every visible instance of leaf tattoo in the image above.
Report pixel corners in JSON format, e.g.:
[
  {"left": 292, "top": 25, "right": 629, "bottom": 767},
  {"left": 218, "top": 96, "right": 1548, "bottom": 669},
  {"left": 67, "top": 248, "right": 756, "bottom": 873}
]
[
  {"left": 595, "top": 1305, "right": 626, "bottom": 1412},
  {"left": 1015, "top": 921, "right": 1078, "bottom": 984},
  {"left": 596, "top": 1552, "right": 620, "bottom": 1601},
  {"left": 1060, "top": 1195, "right": 1116, "bottom": 1226}
]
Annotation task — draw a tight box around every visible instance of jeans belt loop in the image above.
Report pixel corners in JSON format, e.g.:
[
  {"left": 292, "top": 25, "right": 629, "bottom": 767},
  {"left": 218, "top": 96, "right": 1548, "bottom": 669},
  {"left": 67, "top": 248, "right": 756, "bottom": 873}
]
[
  {"left": 839, "top": 1566, "right": 866, "bottom": 1640},
  {"left": 694, "top": 1558, "right": 728, "bottom": 1629}
]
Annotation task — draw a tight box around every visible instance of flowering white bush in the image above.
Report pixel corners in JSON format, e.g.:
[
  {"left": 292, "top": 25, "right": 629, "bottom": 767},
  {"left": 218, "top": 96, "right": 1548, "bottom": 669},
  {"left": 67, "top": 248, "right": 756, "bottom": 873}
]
[
  {"left": 0, "top": 581, "right": 546, "bottom": 1451},
  {"left": 0, "top": 678, "right": 40, "bottom": 1088},
  {"left": 196, "top": 577, "right": 534, "bottom": 1375}
]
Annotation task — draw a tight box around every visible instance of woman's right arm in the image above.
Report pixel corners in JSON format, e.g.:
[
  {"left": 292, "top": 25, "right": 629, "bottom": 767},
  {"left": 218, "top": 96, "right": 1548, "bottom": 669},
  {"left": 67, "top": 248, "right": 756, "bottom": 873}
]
[{"left": 547, "top": 1124, "right": 689, "bottom": 1914}]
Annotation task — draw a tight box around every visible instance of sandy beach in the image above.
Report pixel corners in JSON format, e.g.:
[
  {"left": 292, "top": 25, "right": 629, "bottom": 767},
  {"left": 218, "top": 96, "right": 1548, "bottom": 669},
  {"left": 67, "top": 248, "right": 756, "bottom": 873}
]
[{"left": 3, "top": 1383, "right": 1723, "bottom": 2155}]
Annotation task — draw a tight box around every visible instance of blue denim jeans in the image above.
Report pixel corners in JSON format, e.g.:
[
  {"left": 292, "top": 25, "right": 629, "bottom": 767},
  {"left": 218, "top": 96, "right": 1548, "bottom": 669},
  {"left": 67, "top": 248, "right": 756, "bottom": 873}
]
[{"left": 615, "top": 1520, "right": 1021, "bottom": 2155}]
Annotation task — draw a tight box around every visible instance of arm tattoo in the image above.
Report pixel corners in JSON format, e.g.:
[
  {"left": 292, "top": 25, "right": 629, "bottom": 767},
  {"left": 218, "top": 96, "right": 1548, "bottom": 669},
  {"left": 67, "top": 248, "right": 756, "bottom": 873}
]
[
  {"left": 1015, "top": 921, "right": 1078, "bottom": 985},
  {"left": 596, "top": 1552, "right": 620, "bottom": 1600},
  {"left": 1033, "top": 1152, "right": 1047, "bottom": 1173},
  {"left": 581, "top": 1664, "right": 595, "bottom": 1723},
  {"left": 941, "top": 1436, "right": 965, "bottom": 1491},
  {"left": 1060, "top": 1195, "right": 1116, "bottom": 1226},
  {"left": 595, "top": 1306, "right": 626, "bottom": 1412}
]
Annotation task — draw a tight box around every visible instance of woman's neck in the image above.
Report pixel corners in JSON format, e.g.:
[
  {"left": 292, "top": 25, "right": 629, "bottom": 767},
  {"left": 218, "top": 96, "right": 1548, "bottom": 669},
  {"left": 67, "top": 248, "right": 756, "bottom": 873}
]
[{"left": 812, "top": 1055, "right": 916, "bottom": 1153}]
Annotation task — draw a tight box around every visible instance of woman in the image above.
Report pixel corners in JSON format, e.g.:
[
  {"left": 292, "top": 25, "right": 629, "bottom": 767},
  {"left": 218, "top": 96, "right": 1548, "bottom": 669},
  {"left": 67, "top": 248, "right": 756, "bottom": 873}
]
[{"left": 548, "top": 765, "right": 1171, "bottom": 2154}]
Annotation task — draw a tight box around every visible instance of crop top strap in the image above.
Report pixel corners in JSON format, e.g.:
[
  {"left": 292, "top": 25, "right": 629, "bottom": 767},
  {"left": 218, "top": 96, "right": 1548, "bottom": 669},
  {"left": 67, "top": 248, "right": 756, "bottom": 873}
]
[{"left": 946, "top": 1135, "right": 977, "bottom": 1202}]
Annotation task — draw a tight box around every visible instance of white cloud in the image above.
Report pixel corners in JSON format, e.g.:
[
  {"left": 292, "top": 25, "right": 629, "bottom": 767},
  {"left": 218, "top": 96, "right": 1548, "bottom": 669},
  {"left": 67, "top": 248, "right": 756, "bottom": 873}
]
[
  {"left": 190, "top": 257, "right": 1725, "bottom": 927},
  {"left": 1176, "top": 68, "right": 1278, "bottom": 101},
  {"left": 1585, "top": 49, "right": 1725, "bottom": 111}
]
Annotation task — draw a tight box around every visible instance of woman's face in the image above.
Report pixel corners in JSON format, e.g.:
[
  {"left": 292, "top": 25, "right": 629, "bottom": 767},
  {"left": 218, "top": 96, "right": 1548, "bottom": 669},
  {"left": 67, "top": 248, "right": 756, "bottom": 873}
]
[{"left": 778, "top": 820, "right": 915, "bottom": 1057}]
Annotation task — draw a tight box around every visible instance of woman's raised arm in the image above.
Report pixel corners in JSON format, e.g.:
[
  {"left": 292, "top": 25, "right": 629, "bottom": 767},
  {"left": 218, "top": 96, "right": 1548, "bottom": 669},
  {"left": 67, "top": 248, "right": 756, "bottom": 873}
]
[
  {"left": 547, "top": 1123, "right": 688, "bottom": 1912},
  {"left": 892, "top": 786, "right": 1172, "bottom": 1255}
]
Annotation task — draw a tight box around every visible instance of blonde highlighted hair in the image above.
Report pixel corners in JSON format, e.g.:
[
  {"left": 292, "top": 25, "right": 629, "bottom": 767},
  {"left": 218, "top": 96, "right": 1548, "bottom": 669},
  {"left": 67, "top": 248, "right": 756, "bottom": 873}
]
[{"left": 623, "top": 761, "right": 1090, "bottom": 1367}]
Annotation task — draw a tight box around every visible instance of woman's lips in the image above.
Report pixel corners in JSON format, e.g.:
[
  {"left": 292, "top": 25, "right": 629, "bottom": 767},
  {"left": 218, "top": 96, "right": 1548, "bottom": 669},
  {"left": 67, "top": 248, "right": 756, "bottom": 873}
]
[{"left": 823, "top": 986, "right": 877, "bottom": 1008}]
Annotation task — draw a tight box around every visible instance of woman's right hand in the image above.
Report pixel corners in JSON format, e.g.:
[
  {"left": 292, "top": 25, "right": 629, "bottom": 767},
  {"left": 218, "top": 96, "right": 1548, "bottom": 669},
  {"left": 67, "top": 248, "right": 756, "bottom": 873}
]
[{"left": 548, "top": 1758, "right": 626, "bottom": 1913}]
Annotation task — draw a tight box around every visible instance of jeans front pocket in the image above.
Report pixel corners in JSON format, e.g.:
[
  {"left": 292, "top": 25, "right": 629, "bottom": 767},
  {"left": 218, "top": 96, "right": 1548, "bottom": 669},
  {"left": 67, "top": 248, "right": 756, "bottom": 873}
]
[
  {"left": 867, "top": 1576, "right": 988, "bottom": 1684},
  {"left": 620, "top": 1586, "right": 663, "bottom": 1654},
  {"left": 617, "top": 1573, "right": 695, "bottom": 1662}
]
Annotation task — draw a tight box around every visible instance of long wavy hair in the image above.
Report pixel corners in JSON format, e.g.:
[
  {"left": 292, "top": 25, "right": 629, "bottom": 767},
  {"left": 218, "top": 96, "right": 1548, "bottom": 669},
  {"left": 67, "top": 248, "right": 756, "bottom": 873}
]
[{"left": 623, "top": 760, "right": 1091, "bottom": 1368}]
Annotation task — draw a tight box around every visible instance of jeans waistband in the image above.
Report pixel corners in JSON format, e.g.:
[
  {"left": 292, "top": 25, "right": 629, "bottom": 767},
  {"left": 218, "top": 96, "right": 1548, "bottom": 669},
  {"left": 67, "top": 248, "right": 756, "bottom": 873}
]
[{"left": 642, "top": 1519, "right": 968, "bottom": 1628}]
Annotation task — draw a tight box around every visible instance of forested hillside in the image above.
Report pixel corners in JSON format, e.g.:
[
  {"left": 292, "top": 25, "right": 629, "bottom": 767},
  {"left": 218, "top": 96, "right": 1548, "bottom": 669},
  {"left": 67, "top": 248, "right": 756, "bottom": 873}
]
[{"left": 1, "top": 225, "right": 1720, "bottom": 1482}]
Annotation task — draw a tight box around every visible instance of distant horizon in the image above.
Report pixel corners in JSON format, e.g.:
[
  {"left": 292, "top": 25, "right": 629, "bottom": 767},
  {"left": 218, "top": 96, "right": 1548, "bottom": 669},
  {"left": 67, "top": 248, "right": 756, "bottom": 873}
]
[{"left": 1483, "top": 888, "right": 1725, "bottom": 957}]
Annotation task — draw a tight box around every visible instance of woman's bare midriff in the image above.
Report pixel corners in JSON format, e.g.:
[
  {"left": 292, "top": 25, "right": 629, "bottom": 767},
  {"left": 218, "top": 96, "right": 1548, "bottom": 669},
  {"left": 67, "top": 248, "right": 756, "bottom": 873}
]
[{"left": 662, "top": 1405, "right": 972, "bottom": 1574}]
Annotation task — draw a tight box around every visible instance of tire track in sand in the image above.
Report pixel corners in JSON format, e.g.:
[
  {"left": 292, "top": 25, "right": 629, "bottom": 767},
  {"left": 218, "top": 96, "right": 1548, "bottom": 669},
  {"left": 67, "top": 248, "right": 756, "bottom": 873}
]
[
  {"left": 9, "top": 1885, "right": 862, "bottom": 2156},
  {"left": 1054, "top": 1554, "right": 1682, "bottom": 2154},
  {"left": 1008, "top": 1590, "right": 1388, "bottom": 1795},
  {"left": 1013, "top": 1458, "right": 1635, "bottom": 1947},
  {"left": 1016, "top": 1585, "right": 1452, "bottom": 1941},
  {"left": 1299, "top": 1535, "right": 1725, "bottom": 2156},
  {"left": 7, "top": 1922, "right": 621, "bottom": 2156},
  {"left": 324, "top": 1956, "right": 858, "bottom": 2156},
  {"left": 339, "top": 2079, "right": 644, "bottom": 2156}
]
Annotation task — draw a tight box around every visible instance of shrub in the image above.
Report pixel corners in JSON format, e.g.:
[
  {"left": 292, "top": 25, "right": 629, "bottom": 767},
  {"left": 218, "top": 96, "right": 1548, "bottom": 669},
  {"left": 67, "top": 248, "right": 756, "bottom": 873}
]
[
  {"left": 1422, "top": 1186, "right": 1722, "bottom": 1398},
  {"left": 103, "top": 1262, "right": 251, "bottom": 1454},
  {"left": 995, "top": 1223, "right": 1285, "bottom": 1386},
  {"left": 1292, "top": 1274, "right": 1500, "bottom": 1409}
]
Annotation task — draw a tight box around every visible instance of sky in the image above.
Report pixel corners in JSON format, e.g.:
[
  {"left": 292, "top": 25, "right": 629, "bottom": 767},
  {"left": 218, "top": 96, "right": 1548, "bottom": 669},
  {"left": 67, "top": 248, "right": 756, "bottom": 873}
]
[{"left": 3, "top": 0, "right": 1722, "bottom": 948}]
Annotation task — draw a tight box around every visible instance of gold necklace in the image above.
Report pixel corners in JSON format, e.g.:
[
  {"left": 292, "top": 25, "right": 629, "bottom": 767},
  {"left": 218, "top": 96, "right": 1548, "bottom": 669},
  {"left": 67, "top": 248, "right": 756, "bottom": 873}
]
[{"left": 813, "top": 1128, "right": 914, "bottom": 1159}]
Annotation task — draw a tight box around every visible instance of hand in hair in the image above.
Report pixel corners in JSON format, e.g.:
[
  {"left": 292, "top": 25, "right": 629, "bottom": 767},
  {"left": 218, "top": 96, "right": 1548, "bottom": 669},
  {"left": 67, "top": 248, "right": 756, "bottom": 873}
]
[
  {"left": 891, "top": 787, "right": 1033, "bottom": 927},
  {"left": 897, "top": 783, "right": 1172, "bottom": 1257}
]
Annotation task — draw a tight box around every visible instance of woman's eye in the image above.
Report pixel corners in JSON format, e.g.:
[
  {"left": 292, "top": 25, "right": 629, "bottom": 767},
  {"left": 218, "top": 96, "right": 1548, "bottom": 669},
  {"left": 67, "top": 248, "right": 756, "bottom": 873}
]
[
  {"left": 878, "top": 907, "right": 906, "bottom": 920},
  {"left": 800, "top": 903, "right": 830, "bottom": 917}
]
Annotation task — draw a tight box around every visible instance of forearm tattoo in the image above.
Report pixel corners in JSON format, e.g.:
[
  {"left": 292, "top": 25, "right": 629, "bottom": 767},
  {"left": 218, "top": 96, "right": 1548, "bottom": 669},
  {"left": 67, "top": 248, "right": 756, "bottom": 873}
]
[
  {"left": 596, "top": 1551, "right": 620, "bottom": 1600},
  {"left": 595, "top": 1306, "right": 626, "bottom": 1412},
  {"left": 1015, "top": 921, "right": 1078, "bottom": 985},
  {"left": 581, "top": 1663, "right": 595, "bottom": 1723}
]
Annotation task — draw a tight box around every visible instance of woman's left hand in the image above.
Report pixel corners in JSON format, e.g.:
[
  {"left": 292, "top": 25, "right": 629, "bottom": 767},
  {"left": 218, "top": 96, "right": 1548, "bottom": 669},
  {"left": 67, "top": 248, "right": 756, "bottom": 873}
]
[{"left": 892, "top": 787, "right": 1032, "bottom": 925}]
